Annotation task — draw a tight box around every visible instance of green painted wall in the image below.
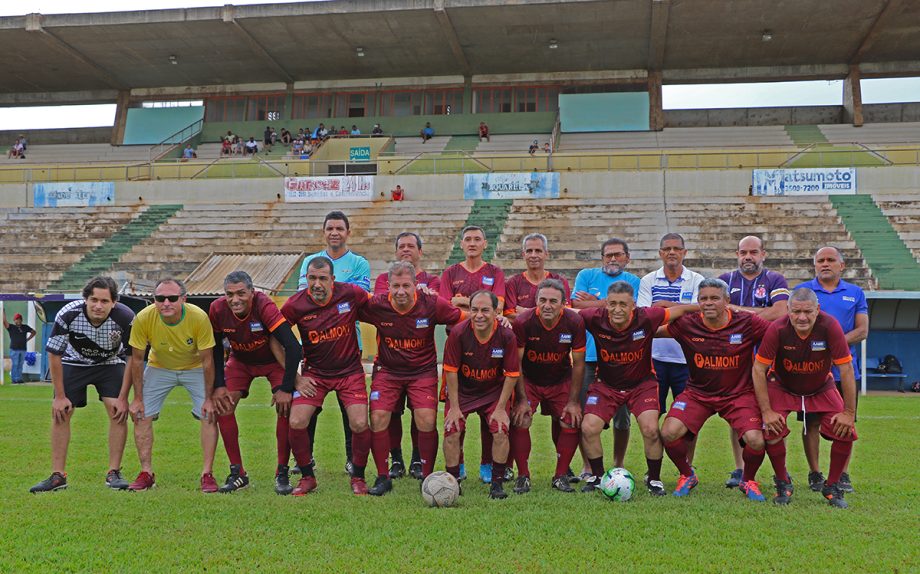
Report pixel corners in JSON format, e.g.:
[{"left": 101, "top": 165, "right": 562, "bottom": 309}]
[{"left": 123, "top": 106, "right": 205, "bottom": 145}]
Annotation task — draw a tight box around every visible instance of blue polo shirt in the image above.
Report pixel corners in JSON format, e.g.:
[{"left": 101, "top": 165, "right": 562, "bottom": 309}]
[
  {"left": 298, "top": 249, "right": 370, "bottom": 291},
  {"left": 795, "top": 278, "right": 868, "bottom": 381},
  {"left": 572, "top": 268, "right": 641, "bottom": 362}
]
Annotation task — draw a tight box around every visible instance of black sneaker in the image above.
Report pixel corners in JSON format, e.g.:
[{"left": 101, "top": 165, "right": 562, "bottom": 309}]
[
  {"left": 838, "top": 472, "right": 854, "bottom": 493},
  {"left": 646, "top": 478, "right": 667, "bottom": 496},
  {"left": 566, "top": 468, "right": 581, "bottom": 483},
  {"left": 725, "top": 468, "right": 743, "bottom": 489},
  {"left": 489, "top": 482, "right": 508, "bottom": 500},
  {"left": 581, "top": 476, "right": 601, "bottom": 493},
  {"left": 552, "top": 475, "right": 576, "bottom": 493},
  {"left": 388, "top": 460, "right": 406, "bottom": 479},
  {"left": 773, "top": 474, "right": 794, "bottom": 505},
  {"left": 344, "top": 459, "right": 354, "bottom": 477},
  {"left": 30, "top": 472, "right": 67, "bottom": 493},
  {"left": 275, "top": 465, "right": 293, "bottom": 495},
  {"left": 408, "top": 460, "right": 423, "bottom": 480},
  {"left": 218, "top": 464, "right": 250, "bottom": 493},
  {"left": 821, "top": 482, "right": 848, "bottom": 509},
  {"left": 808, "top": 471, "right": 825, "bottom": 492},
  {"left": 106, "top": 469, "right": 129, "bottom": 490},
  {"left": 513, "top": 475, "right": 531, "bottom": 494},
  {"left": 368, "top": 476, "right": 393, "bottom": 496},
  {"left": 503, "top": 467, "right": 515, "bottom": 482}
]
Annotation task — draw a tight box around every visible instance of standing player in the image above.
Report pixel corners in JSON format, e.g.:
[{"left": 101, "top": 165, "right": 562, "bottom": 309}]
[
  {"left": 572, "top": 238, "right": 642, "bottom": 478},
  {"left": 795, "top": 246, "right": 867, "bottom": 493},
  {"left": 579, "top": 281, "right": 696, "bottom": 495},
  {"left": 29, "top": 276, "right": 135, "bottom": 493},
  {"left": 511, "top": 279, "right": 586, "bottom": 494},
  {"left": 360, "top": 261, "right": 463, "bottom": 495},
  {"left": 503, "top": 233, "right": 570, "bottom": 320},
  {"left": 659, "top": 278, "right": 772, "bottom": 501},
  {"left": 718, "top": 235, "right": 790, "bottom": 488},
  {"left": 297, "top": 211, "right": 371, "bottom": 477},
  {"left": 442, "top": 291, "right": 521, "bottom": 499},
  {"left": 281, "top": 257, "right": 373, "bottom": 496},
  {"left": 753, "top": 288, "right": 857, "bottom": 508},
  {"left": 208, "top": 271, "right": 303, "bottom": 494},
  {"left": 372, "top": 231, "right": 440, "bottom": 479},
  {"left": 127, "top": 278, "right": 219, "bottom": 492}
]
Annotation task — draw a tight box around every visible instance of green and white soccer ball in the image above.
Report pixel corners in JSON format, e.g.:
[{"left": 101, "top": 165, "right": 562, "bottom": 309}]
[{"left": 600, "top": 467, "right": 635, "bottom": 501}]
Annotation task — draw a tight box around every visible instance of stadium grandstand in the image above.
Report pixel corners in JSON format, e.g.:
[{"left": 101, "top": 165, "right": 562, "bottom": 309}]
[{"left": 2, "top": 0, "right": 920, "bottom": 390}]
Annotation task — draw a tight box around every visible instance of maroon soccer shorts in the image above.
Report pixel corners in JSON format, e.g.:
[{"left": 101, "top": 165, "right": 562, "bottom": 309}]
[
  {"left": 443, "top": 398, "right": 511, "bottom": 437},
  {"left": 584, "top": 378, "right": 659, "bottom": 424},
  {"left": 224, "top": 358, "right": 284, "bottom": 396},
  {"left": 370, "top": 371, "right": 438, "bottom": 412},
  {"left": 763, "top": 382, "right": 858, "bottom": 442},
  {"left": 666, "top": 387, "right": 763, "bottom": 437},
  {"left": 292, "top": 371, "right": 367, "bottom": 408},
  {"left": 523, "top": 377, "right": 572, "bottom": 419}
]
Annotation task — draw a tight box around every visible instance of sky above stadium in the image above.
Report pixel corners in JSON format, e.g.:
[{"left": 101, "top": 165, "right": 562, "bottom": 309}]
[{"left": 1, "top": 1, "right": 919, "bottom": 130}]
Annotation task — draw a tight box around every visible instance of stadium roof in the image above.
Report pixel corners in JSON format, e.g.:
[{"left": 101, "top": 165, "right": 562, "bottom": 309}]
[
  {"left": 2, "top": 0, "right": 920, "bottom": 102},
  {"left": 183, "top": 252, "right": 303, "bottom": 296}
]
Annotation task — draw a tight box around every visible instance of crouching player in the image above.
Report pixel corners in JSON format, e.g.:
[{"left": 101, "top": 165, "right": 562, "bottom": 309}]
[{"left": 753, "top": 288, "right": 857, "bottom": 508}]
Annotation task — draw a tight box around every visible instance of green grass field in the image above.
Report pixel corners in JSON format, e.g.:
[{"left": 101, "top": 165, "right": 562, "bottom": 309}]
[{"left": 2, "top": 381, "right": 917, "bottom": 573}]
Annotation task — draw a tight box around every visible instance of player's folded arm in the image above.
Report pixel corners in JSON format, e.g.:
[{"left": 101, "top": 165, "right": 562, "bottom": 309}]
[
  {"left": 212, "top": 332, "right": 226, "bottom": 389},
  {"left": 270, "top": 322, "right": 302, "bottom": 393}
]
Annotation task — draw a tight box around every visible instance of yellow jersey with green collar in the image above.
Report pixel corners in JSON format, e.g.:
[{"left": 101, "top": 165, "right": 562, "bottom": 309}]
[{"left": 129, "top": 303, "right": 216, "bottom": 370}]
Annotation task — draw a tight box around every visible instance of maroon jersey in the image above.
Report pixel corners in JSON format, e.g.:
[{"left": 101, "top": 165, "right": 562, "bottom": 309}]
[
  {"left": 373, "top": 270, "right": 441, "bottom": 295},
  {"left": 513, "top": 308, "right": 586, "bottom": 386},
  {"left": 209, "top": 291, "right": 287, "bottom": 365},
  {"left": 755, "top": 311, "right": 852, "bottom": 396},
  {"left": 667, "top": 310, "right": 771, "bottom": 396},
  {"left": 442, "top": 319, "right": 520, "bottom": 411},
  {"left": 438, "top": 262, "right": 505, "bottom": 302},
  {"left": 359, "top": 292, "right": 461, "bottom": 377},
  {"left": 504, "top": 271, "right": 570, "bottom": 314},
  {"left": 280, "top": 282, "right": 368, "bottom": 378},
  {"left": 582, "top": 306, "right": 670, "bottom": 389}
]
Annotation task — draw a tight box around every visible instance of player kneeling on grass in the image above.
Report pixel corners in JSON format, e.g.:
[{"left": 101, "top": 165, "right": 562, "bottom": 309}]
[
  {"left": 281, "top": 257, "right": 373, "bottom": 496},
  {"left": 31, "top": 276, "right": 135, "bottom": 493},
  {"left": 208, "top": 271, "right": 302, "bottom": 494},
  {"left": 659, "top": 278, "right": 772, "bottom": 501},
  {"left": 442, "top": 291, "right": 521, "bottom": 499},
  {"left": 358, "top": 261, "right": 463, "bottom": 495},
  {"left": 578, "top": 281, "right": 696, "bottom": 496},
  {"left": 752, "top": 288, "right": 857, "bottom": 509},
  {"left": 510, "top": 279, "right": 586, "bottom": 494}
]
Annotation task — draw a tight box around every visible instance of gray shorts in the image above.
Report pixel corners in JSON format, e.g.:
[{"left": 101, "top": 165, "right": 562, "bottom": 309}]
[
  {"left": 143, "top": 366, "right": 206, "bottom": 420},
  {"left": 582, "top": 361, "right": 631, "bottom": 430}
]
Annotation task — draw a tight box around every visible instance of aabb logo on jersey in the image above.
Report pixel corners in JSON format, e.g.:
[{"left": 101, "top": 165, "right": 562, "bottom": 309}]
[
  {"left": 491, "top": 348, "right": 504, "bottom": 358},
  {"left": 416, "top": 318, "right": 429, "bottom": 329},
  {"left": 559, "top": 333, "right": 572, "bottom": 344},
  {"left": 632, "top": 329, "right": 646, "bottom": 341},
  {"left": 782, "top": 358, "right": 827, "bottom": 374},
  {"left": 461, "top": 364, "right": 498, "bottom": 381},
  {"left": 693, "top": 353, "right": 740, "bottom": 370},
  {"left": 337, "top": 302, "right": 351, "bottom": 314},
  {"left": 811, "top": 340, "right": 827, "bottom": 351},
  {"left": 308, "top": 323, "right": 351, "bottom": 344}
]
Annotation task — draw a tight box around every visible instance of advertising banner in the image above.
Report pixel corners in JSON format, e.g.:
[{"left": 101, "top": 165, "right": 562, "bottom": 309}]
[
  {"left": 33, "top": 182, "right": 115, "bottom": 207},
  {"left": 283, "top": 176, "right": 374, "bottom": 202},
  {"left": 463, "top": 172, "right": 560, "bottom": 200},
  {"left": 752, "top": 168, "right": 856, "bottom": 196}
]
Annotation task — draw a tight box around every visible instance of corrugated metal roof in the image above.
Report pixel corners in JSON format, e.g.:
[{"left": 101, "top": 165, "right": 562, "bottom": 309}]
[{"left": 183, "top": 252, "right": 304, "bottom": 296}]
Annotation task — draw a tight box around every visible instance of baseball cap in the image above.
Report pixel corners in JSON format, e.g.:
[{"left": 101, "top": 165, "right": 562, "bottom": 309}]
[{"left": 13, "top": 313, "right": 23, "bottom": 320}]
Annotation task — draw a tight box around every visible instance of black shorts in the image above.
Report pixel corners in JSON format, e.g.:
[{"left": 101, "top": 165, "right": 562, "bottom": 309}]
[
  {"left": 62, "top": 364, "right": 124, "bottom": 408},
  {"left": 795, "top": 380, "right": 859, "bottom": 422}
]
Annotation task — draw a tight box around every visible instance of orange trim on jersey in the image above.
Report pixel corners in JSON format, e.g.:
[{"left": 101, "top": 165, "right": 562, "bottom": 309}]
[
  {"left": 266, "top": 317, "right": 286, "bottom": 333},
  {"left": 457, "top": 311, "right": 469, "bottom": 322},
  {"left": 611, "top": 310, "right": 635, "bottom": 333},
  {"left": 442, "top": 365, "right": 459, "bottom": 373},
  {"left": 539, "top": 311, "right": 563, "bottom": 332},
  {"left": 522, "top": 271, "right": 550, "bottom": 286},
  {"left": 701, "top": 309, "right": 733, "bottom": 331},
  {"left": 572, "top": 346, "right": 587, "bottom": 353},
  {"left": 472, "top": 321, "right": 498, "bottom": 344},
  {"left": 662, "top": 308, "right": 671, "bottom": 323},
  {"left": 459, "top": 261, "right": 487, "bottom": 274},
  {"left": 503, "top": 308, "right": 516, "bottom": 317},
  {"left": 504, "top": 371, "right": 521, "bottom": 378},
  {"left": 387, "top": 292, "right": 419, "bottom": 315},
  {"left": 755, "top": 354, "right": 773, "bottom": 365},
  {"left": 833, "top": 356, "right": 853, "bottom": 365}
]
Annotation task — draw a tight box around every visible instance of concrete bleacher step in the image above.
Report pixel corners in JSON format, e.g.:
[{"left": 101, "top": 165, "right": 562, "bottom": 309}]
[
  {"left": 393, "top": 136, "right": 451, "bottom": 155},
  {"left": 475, "top": 134, "right": 551, "bottom": 153}
]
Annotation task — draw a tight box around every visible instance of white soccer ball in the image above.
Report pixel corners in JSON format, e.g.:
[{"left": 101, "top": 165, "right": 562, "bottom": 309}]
[
  {"left": 421, "top": 471, "right": 460, "bottom": 507},
  {"left": 600, "top": 467, "right": 635, "bottom": 502}
]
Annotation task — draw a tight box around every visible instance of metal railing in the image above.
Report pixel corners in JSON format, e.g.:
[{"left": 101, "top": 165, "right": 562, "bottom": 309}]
[{"left": 147, "top": 118, "right": 204, "bottom": 162}]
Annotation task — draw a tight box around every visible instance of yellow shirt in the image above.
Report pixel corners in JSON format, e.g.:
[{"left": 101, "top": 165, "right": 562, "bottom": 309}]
[{"left": 129, "top": 303, "right": 216, "bottom": 370}]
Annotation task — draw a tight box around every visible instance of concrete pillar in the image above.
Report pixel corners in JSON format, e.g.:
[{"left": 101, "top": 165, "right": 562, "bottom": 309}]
[
  {"left": 463, "top": 76, "right": 473, "bottom": 114},
  {"left": 110, "top": 89, "right": 130, "bottom": 145},
  {"left": 648, "top": 70, "right": 664, "bottom": 131},
  {"left": 284, "top": 82, "right": 294, "bottom": 121},
  {"left": 843, "top": 65, "right": 863, "bottom": 127}
]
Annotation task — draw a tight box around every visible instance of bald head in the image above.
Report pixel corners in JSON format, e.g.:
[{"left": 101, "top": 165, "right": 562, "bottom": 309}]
[
  {"left": 736, "top": 235, "right": 766, "bottom": 277},
  {"left": 814, "top": 246, "right": 845, "bottom": 285}
]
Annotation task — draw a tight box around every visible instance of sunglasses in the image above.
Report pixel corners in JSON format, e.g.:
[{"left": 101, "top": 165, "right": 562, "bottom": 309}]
[{"left": 154, "top": 295, "right": 181, "bottom": 303}]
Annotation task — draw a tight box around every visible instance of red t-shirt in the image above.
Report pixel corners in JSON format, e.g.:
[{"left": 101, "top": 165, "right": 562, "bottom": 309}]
[
  {"left": 755, "top": 311, "right": 852, "bottom": 396},
  {"left": 373, "top": 270, "right": 441, "bottom": 296},
  {"left": 513, "top": 308, "right": 586, "bottom": 386},
  {"left": 582, "top": 306, "right": 669, "bottom": 389},
  {"left": 280, "top": 282, "right": 368, "bottom": 378},
  {"left": 359, "top": 292, "right": 461, "bottom": 377},
  {"left": 209, "top": 291, "right": 287, "bottom": 365},
  {"left": 667, "top": 310, "right": 771, "bottom": 396},
  {"left": 442, "top": 320, "right": 520, "bottom": 412},
  {"left": 438, "top": 262, "right": 505, "bottom": 302},
  {"left": 504, "top": 271, "right": 571, "bottom": 314}
]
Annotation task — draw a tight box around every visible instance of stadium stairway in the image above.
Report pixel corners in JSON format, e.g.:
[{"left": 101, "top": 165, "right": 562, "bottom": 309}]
[
  {"left": 46, "top": 205, "right": 184, "bottom": 292},
  {"left": 829, "top": 194, "right": 920, "bottom": 290},
  {"left": 784, "top": 125, "right": 828, "bottom": 146},
  {"left": 442, "top": 135, "right": 480, "bottom": 153},
  {"left": 446, "top": 199, "right": 514, "bottom": 265}
]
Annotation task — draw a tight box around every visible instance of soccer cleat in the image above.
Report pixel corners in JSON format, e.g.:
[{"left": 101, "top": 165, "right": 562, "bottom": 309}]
[
  {"left": 513, "top": 475, "right": 531, "bottom": 494},
  {"left": 388, "top": 460, "right": 406, "bottom": 479},
  {"left": 344, "top": 459, "right": 354, "bottom": 477},
  {"left": 458, "top": 463, "right": 467, "bottom": 481},
  {"left": 350, "top": 476, "right": 369, "bottom": 496},
  {"left": 808, "top": 471, "right": 825, "bottom": 492},
  {"left": 672, "top": 472, "right": 699, "bottom": 497},
  {"left": 577, "top": 471, "right": 593, "bottom": 484},
  {"left": 218, "top": 464, "right": 250, "bottom": 493},
  {"left": 725, "top": 468, "right": 743, "bottom": 489},
  {"left": 408, "top": 460, "right": 423, "bottom": 480},
  {"left": 292, "top": 475, "right": 317, "bottom": 496},
  {"left": 822, "top": 482, "right": 848, "bottom": 509},
  {"left": 552, "top": 475, "right": 576, "bottom": 493},
  {"left": 479, "top": 463, "right": 492, "bottom": 483},
  {"left": 504, "top": 467, "right": 515, "bottom": 482},
  {"left": 838, "top": 472, "right": 854, "bottom": 493},
  {"left": 646, "top": 479, "right": 667, "bottom": 496},
  {"left": 127, "top": 471, "right": 156, "bottom": 491},
  {"left": 566, "top": 468, "right": 581, "bottom": 483},
  {"left": 772, "top": 474, "right": 794, "bottom": 505},
  {"left": 201, "top": 472, "right": 219, "bottom": 493},
  {"left": 105, "top": 469, "right": 129, "bottom": 490},
  {"left": 489, "top": 482, "right": 508, "bottom": 500},
  {"left": 275, "top": 465, "right": 293, "bottom": 496},
  {"left": 30, "top": 472, "right": 68, "bottom": 493},
  {"left": 368, "top": 476, "right": 393, "bottom": 496},
  {"left": 739, "top": 480, "right": 766, "bottom": 502},
  {"left": 581, "top": 476, "right": 601, "bottom": 493}
]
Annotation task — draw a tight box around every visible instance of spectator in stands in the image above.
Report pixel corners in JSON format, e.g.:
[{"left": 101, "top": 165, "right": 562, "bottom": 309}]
[
  {"left": 420, "top": 122, "right": 434, "bottom": 143},
  {"left": 297, "top": 128, "right": 306, "bottom": 141},
  {"left": 479, "top": 121, "right": 490, "bottom": 142},
  {"left": 280, "top": 128, "right": 292, "bottom": 145},
  {"left": 245, "top": 137, "right": 259, "bottom": 155},
  {"left": 351, "top": 125, "right": 361, "bottom": 136},
  {"left": 292, "top": 138, "right": 305, "bottom": 156},
  {"left": 181, "top": 144, "right": 198, "bottom": 161},
  {"left": 372, "top": 123, "right": 384, "bottom": 137},
  {"left": 528, "top": 139, "right": 539, "bottom": 156},
  {"left": 3, "top": 310, "right": 36, "bottom": 384},
  {"left": 391, "top": 185, "right": 404, "bottom": 201},
  {"left": 263, "top": 126, "right": 274, "bottom": 152},
  {"left": 18, "top": 134, "right": 27, "bottom": 152},
  {"left": 338, "top": 126, "right": 349, "bottom": 137},
  {"left": 543, "top": 142, "right": 551, "bottom": 153},
  {"left": 270, "top": 127, "right": 278, "bottom": 145},
  {"left": 220, "top": 138, "right": 231, "bottom": 157},
  {"left": 7, "top": 138, "right": 25, "bottom": 159},
  {"left": 317, "top": 124, "right": 329, "bottom": 140},
  {"left": 232, "top": 135, "right": 243, "bottom": 156}
]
